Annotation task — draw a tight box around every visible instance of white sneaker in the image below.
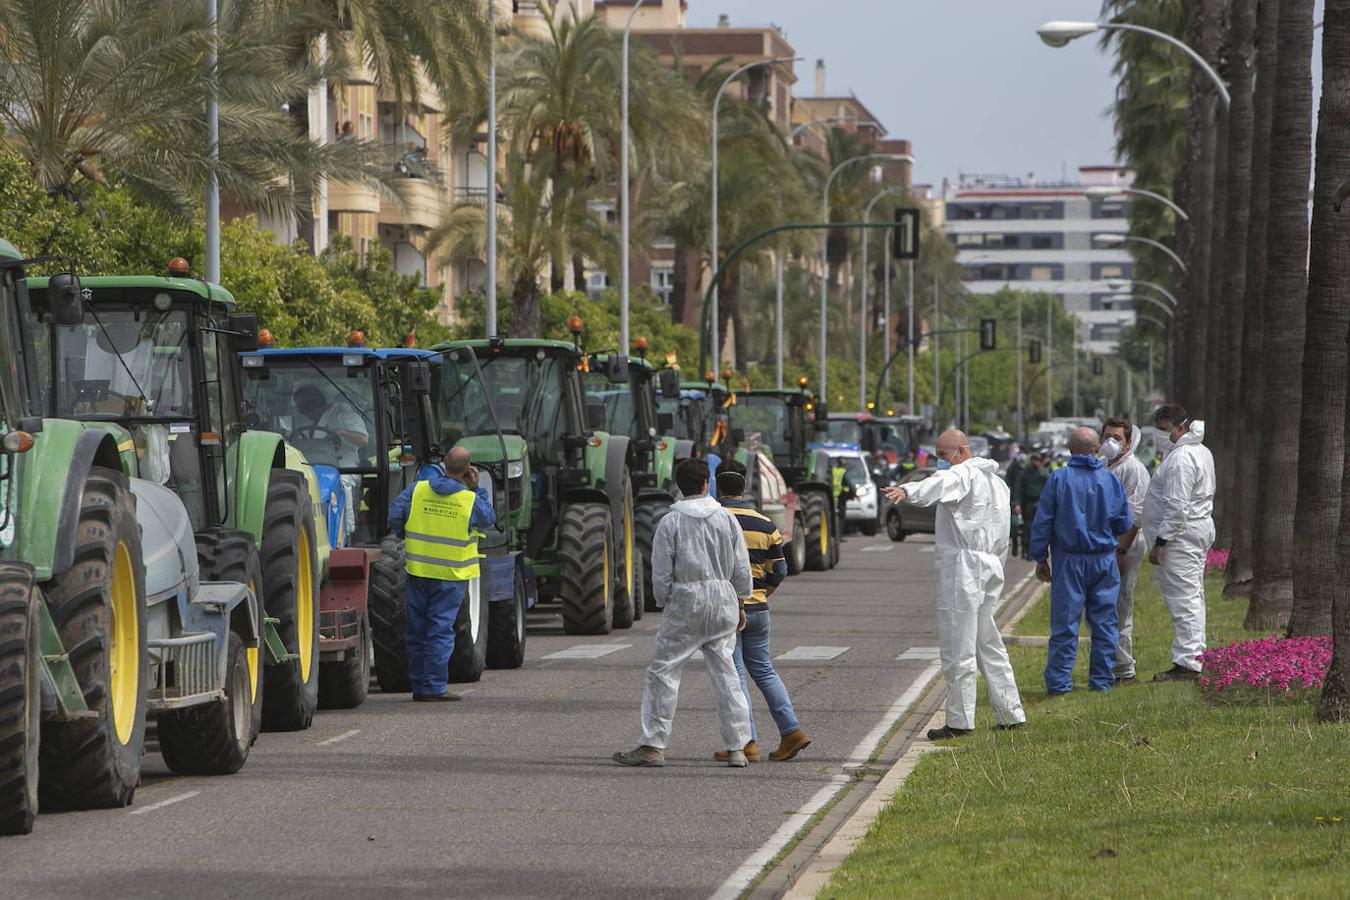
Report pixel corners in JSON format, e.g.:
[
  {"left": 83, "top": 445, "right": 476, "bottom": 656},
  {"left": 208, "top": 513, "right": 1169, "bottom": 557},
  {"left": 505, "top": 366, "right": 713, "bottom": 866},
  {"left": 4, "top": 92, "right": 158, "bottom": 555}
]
[{"left": 726, "top": 750, "right": 748, "bottom": 768}]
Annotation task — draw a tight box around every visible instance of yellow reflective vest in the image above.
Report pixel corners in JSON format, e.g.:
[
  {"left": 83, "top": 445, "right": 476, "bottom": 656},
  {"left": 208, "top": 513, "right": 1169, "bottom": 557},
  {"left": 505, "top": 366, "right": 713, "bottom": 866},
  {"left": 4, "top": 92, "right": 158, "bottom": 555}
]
[
  {"left": 403, "top": 481, "right": 479, "bottom": 580},
  {"left": 832, "top": 466, "right": 846, "bottom": 499}
]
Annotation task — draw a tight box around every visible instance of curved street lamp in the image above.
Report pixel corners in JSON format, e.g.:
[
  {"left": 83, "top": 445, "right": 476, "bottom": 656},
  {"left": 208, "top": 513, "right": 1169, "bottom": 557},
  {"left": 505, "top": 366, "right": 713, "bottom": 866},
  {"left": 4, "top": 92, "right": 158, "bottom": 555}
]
[
  {"left": 789, "top": 116, "right": 847, "bottom": 141},
  {"left": 818, "top": 152, "right": 914, "bottom": 401},
  {"left": 1084, "top": 185, "right": 1191, "bottom": 222},
  {"left": 710, "top": 54, "right": 802, "bottom": 372},
  {"left": 1107, "top": 278, "right": 1179, "bottom": 308},
  {"left": 1037, "top": 20, "right": 1231, "bottom": 108},
  {"left": 1093, "top": 233, "right": 1187, "bottom": 273},
  {"left": 1106, "top": 293, "right": 1176, "bottom": 318}
]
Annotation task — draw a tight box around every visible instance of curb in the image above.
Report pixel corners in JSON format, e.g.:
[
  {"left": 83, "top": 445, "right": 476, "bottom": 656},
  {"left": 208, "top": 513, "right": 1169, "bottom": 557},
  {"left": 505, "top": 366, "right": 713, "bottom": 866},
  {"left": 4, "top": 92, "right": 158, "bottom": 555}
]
[{"left": 751, "top": 568, "right": 1045, "bottom": 899}]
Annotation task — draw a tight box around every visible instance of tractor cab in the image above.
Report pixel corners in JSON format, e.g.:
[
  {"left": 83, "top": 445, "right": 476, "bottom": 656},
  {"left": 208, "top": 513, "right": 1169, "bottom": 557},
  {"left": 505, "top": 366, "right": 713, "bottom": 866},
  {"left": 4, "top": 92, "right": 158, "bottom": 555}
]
[
  {"left": 582, "top": 349, "right": 678, "bottom": 496},
  {"left": 25, "top": 265, "right": 259, "bottom": 532},
  {"left": 238, "top": 340, "right": 438, "bottom": 547}
]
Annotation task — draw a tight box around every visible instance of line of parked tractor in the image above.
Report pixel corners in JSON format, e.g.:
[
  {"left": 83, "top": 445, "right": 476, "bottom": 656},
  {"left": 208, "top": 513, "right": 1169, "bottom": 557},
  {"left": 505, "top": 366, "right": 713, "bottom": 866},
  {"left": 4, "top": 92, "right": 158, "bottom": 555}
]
[{"left": 0, "top": 248, "right": 917, "bottom": 835}]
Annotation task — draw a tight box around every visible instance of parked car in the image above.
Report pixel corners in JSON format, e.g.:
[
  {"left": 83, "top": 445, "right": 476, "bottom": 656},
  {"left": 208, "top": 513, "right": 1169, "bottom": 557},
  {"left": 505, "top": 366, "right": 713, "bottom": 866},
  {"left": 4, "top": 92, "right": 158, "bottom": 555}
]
[
  {"left": 827, "top": 449, "right": 880, "bottom": 536},
  {"left": 883, "top": 465, "right": 938, "bottom": 541}
]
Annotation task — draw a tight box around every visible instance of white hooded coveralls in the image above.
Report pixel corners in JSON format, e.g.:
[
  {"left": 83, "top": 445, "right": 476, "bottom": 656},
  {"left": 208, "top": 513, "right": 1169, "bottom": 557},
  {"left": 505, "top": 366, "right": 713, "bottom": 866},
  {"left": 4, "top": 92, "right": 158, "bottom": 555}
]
[
  {"left": 1108, "top": 429, "right": 1150, "bottom": 679},
  {"left": 641, "top": 495, "right": 754, "bottom": 750},
  {"left": 902, "top": 458, "right": 1026, "bottom": 730},
  {"left": 1143, "top": 421, "right": 1215, "bottom": 672}
]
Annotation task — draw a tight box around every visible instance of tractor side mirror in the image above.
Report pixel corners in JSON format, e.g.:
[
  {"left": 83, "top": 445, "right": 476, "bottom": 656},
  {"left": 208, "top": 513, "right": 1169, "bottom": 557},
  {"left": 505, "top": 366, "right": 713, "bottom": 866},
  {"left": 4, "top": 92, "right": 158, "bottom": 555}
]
[
  {"left": 47, "top": 272, "right": 84, "bottom": 327},
  {"left": 227, "top": 313, "right": 260, "bottom": 352},
  {"left": 657, "top": 412, "right": 675, "bottom": 433},
  {"left": 658, "top": 368, "right": 681, "bottom": 399},
  {"left": 606, "top": 354, "right": 630, "bottom": 384},
  {"left": 813, "top": 402, "right": 829, "bottom": 429}
]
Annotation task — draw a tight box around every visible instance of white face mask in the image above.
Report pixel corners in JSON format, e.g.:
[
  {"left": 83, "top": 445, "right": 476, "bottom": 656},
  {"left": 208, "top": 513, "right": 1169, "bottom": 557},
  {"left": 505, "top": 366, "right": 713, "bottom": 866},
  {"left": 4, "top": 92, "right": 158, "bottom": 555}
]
[
  {"left": 1099, "top": 437, "right": 1123, "bottom": 463},
  {"left": 1155, "top": 429, "right": 1174, "bottom": 460}
]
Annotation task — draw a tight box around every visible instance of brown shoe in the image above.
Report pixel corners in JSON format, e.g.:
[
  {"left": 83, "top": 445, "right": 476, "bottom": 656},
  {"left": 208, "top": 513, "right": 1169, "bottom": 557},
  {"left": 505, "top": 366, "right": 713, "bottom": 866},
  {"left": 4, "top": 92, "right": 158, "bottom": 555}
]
[
  {"left": 613, "top": 745, "right": 665, "bottom": 767},
  {"left": 714, "top": 740, "right": 760, "bottom": 763},
  {"left": 769, "top": 729, "right": 812, "bottom": 761}
]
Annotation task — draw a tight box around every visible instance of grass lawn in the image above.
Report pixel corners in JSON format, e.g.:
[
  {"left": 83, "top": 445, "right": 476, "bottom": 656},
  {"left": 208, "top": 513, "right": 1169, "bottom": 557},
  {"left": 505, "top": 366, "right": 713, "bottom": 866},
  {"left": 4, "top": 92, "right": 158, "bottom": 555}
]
[{"left": 823, "top": 568, "right": 1350, "bottom": 899}]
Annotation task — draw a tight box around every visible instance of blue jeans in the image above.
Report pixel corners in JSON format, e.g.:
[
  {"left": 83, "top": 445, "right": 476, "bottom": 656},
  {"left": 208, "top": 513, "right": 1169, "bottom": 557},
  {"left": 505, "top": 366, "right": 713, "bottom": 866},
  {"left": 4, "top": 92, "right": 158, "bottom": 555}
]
[
  {"left": 734, "top": 606, "right": 801, "bottom": 741},
  {"left": 1044, "top": 550, "right": 1119, "bottom": 693},
  {"left": 404, "top": 575, "right": 467, "bottom": 697}
]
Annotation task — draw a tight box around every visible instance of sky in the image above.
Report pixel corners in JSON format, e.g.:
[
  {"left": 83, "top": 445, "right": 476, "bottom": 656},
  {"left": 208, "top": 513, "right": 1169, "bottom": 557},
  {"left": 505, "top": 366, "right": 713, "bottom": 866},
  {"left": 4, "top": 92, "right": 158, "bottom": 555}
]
[{"left": 686, "top": 0, "right": 1327, "bottom": 193}]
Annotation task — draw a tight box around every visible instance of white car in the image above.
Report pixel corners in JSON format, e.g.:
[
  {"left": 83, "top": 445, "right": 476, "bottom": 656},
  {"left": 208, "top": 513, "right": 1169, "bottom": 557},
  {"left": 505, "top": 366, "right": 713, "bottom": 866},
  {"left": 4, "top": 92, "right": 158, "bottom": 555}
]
[{"left": 828, "top": 449, "right": 879, "bottom": 536}]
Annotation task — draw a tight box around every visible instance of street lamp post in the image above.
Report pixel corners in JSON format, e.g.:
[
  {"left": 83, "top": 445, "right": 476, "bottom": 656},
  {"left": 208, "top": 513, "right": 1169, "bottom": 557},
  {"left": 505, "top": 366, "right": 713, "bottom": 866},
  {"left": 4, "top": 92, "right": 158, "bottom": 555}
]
[
  {"left": 775, "top": 251, "right": 784, "bottom": 389},
  {"left": 485, "top": 0, "right": 498, "bottom": 336},
  {"left": 711, "top": 55, "right": 800, "bottom": 373},
  {"left": 1083, "top": 185, "right": 1191, "bottom": 222},
  {"left": 858, "top": 187, "right": 908, "bottom": 409},
  {"left": 1107, "top": 278, "right": 1180, "bottom": 308},
  {"left": 205, "top": 0, "right": 220, "bottom": 283},
  {"left": 619, "top": 0, "right": 646, "bottom": 354},
  {"left": 1037, "top": 20, "right": 1232, "bottom": 108},
  {"left": 883, "top": 230, "right": 892, "bottom": 394},
  {"left": 1046, "top": 298, "right": 1053, "bottom": 417},
  {"left": 1093, "top": 232, "right": 1187, "bottom": 272},
  {"left": 817, "top": 152, "right": 913, "bottom": 399}
]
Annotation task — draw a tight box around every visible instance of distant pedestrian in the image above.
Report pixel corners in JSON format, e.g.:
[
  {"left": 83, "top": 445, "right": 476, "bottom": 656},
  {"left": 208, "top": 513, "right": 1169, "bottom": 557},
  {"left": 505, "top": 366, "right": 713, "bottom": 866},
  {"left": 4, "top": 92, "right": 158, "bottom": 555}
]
[
  {"left": 882, "top": 428, "right": 1026, "bottom": 740},
  {"left": 1142, "top": 404, "right": 1215, "bottom": 682},
  {"left": 1099, "top": 417, "right": 1149, "bottom": 684},
  {"left": 388, "top": 447, "right": 495, "bottom": 702},
  {"left": 1016, "top": 454, "right": 1050, "bottom": 560},
  {"left": 832, "top": 456, "right": 852, "bottom": 536},
  {"left": 1030, "top": 428, "right": 1132, "bottom": 695},
  {"left": 715, "top": 460, "right": 811, "bottom": 763},
  {"left": 614, "top": 458, "right": 754, "bottom": 768}
]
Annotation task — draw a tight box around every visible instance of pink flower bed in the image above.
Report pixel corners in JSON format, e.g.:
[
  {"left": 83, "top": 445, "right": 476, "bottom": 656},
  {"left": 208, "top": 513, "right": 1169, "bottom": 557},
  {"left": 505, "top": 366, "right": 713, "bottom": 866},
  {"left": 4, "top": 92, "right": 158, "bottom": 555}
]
[
  {"left": 1199, "top": 635, "right": 1332, "bottom": 701},
  {"left": 1205, "top": 548, "right": 1230, "bottom": 574}
]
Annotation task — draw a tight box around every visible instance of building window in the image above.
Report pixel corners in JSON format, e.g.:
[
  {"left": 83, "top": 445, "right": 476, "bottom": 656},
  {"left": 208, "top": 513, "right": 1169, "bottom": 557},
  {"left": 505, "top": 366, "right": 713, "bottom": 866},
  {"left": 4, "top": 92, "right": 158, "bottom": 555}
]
[
  {"left": 1030, "top": 235, "right": 1054, "bottom": 249},
  {"left": 651, "top": 267, "right": 674, "bottom": 306},
  {"left": 956, "top": 233, "right": 984, "bottom": 247},
  {"left": 1028, "top": 265, "right": 1058, "bottom": 281}
]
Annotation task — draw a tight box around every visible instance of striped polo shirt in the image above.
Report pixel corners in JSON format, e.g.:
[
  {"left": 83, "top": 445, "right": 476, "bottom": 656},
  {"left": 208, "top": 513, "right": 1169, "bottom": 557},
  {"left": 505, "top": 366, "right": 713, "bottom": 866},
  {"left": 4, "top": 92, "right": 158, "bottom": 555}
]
[{"left": 721, "top": 499, "right": 787, "bottom": 607}]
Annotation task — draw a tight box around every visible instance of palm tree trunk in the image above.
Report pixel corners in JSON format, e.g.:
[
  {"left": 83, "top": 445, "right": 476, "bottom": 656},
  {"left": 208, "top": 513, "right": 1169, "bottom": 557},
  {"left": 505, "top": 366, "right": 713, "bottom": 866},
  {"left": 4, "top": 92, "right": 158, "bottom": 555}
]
[
  {"left": 1226, "top": 0, "right": 1280, "bottom": 598},
  {"left": 1245, "top": 0, "right": 1314, "bottom": 631},
  {"left": 1290, "top": 0, "right": 1350, "bottom": 637},
  {"left": 1314, "top": 0, "right": 1350, "bottom": 718},
  {"left": 512, "top": 274, "right": 542, "bottom": 337},
  {"left": 671, "top": 245, "right": 691, "bottom": 327}
]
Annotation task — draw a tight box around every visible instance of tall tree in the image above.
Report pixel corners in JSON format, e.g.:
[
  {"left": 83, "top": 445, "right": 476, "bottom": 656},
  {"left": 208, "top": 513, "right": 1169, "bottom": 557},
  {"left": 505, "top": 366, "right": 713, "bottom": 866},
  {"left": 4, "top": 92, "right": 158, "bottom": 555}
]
[
  {"left": 1245, "top": 0, "right": 1315, "bottom": 630},
  {"left": 1291, "top": 0, "right": 1350, "bottom": 637}
]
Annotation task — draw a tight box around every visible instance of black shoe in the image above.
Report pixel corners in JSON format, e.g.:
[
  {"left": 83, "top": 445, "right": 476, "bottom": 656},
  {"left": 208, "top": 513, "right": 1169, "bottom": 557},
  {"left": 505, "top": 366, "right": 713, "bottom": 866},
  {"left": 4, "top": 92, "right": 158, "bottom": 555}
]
[
  {"left": 926, "top": 725, "right": 974, "bottom": 741},
  {"left": 995, "top": 722, "right": 1025, "bottom": 731},
  {"left": 1152, "top": 665, "right": 1200, "bottom": 683},
  {"left": 1047, "top": 690, "right": 1071, "bottom": 698},
  {"left": 1114, "top": 674, "right": 1137, "bottom": 685},
  {"left": 413, "top": 692, "right": 462, "bottom": 702}
]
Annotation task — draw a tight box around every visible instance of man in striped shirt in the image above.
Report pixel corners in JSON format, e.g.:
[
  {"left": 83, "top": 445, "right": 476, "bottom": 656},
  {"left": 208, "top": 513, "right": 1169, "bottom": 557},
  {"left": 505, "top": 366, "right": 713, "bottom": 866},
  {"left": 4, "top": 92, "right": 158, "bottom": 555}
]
[{"left": 714, "top": 460, "right": 811, "bottom": 762}]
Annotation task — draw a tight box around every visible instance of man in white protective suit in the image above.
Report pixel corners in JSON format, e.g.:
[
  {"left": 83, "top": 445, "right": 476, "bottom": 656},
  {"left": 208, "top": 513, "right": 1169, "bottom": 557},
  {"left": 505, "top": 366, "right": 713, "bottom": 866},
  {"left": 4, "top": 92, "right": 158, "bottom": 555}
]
[
  {"left": 1143, "top": 404, "right": 1215, "bottom": 682},
  {"left": 614, "top": 458, "right": 754, "bottom": 768},
  {"left": 1099, "top": 417, "right": 1150, "bottom": 685},
  {"left": 883, "top": 428, "right": 1026, "bottom": 740}
]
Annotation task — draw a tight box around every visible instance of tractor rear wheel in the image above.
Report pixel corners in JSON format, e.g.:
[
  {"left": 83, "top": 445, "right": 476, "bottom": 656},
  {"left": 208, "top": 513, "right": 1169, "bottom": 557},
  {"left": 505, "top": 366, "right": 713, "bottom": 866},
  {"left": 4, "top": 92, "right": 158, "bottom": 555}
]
[
  {"left": 634, "top": 498, "right": 670, "bottom": 613},
  {"left": 612, "top": 479, "right": 637, "bottom": 630},
  {"left": 318, "top": 615, "right": 370, "bottom": 709},
  {"left": 803, "top": 491, "right": 830, "bottom": 572},
  {"left": 195, "top": 528, "right": 264, "bottom": 742},
  {"left": 487, "top": 565, "right": 527, "bottom": 669},
  {"left": 38, "top": 467, "right": 147, "bottom": 810},
  {"left": 0, "top": 563, "right": 40, "bottom": 835},
  {"left": 448, "top": 580, "right": 487, "bottom": 683},
  {"left": 369, "top": 537, "right": 410, "bottom": 693},
  {"left": 157, "top": 632, "right": 252, "bottom": 775},
  {"left": 259, "top": 470, "right": 320, "bottom": 732},
  {"left": 559, "top": 502, "right": 614, "bottom": 635}
]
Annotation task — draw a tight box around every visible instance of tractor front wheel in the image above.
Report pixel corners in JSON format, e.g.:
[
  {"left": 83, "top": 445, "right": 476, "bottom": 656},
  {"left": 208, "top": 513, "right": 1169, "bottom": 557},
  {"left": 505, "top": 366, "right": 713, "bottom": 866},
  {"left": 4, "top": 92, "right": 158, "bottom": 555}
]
[
  {"left": 486, "top": 566, "right": 527, "bottom": 669},
  {"left": 634, "top": 498, "right": 671, "bottom": 612},
  {"left": 448, "top": 580, "right": 488, "bottom": 683},
  {"left": 318, "top": 615, "right": 370, "bottom": 709},
  {"left": 802, "top": 491, "right": 830, "bottom": 572},
  {"left": 785, "top": 513, "right": 807, "bottom": 576},
  {"left": 195, "top": 528, "right": 264, "bottom": 741},
  {"left": 157, "top": 632, "right": 252, "bottom": 775},
  {"left": 369, "top": 537, "right": 410, "bottom": 693},
  {"left": 0, "top": 563, "right": 40, "bottom": 834},
  {"left": 559, "top": 502, "right": 614, "bottom": 635}
]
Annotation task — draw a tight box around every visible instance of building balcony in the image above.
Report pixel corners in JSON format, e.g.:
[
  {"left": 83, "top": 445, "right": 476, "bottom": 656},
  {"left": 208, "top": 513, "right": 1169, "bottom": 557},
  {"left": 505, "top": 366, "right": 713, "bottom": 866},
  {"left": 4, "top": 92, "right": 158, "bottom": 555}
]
[
  {"left": 327, "top": 181, "right": 382, "bottom": 215},
  {"left": 380, "top": 175, "right": 444, "bottom": 231}
]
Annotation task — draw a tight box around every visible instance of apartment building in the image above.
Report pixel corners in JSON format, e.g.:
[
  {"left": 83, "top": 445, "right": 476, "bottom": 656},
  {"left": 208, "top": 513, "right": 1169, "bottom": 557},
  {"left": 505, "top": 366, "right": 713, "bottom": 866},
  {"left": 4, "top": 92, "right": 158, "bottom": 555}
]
[{"left": 944, "top": 166, "right": 1136, "bottom": 354}]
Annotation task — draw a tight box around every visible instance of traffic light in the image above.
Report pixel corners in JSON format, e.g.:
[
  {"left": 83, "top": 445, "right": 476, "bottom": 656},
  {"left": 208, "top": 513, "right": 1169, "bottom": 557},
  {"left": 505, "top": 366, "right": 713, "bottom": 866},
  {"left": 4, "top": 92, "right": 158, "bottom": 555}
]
[
  {"left": 893, "top": 208, "right": 920, "bottom": 260},
  {"left": 979, "top": 318, "right": 996, "bottom": 351},
  {"left": 1092, "top": 357, "right": 1104, "bottom": 376},
  {"left": 1028, "top": 339, "right": 1042, "bottom": 364}
]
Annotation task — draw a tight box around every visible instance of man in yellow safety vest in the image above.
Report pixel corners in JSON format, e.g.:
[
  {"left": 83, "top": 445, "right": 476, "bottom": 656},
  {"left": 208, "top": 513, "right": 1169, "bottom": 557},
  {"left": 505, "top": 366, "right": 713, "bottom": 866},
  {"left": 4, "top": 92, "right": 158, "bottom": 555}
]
[{"left": 389, "top": 446, "right": 496, "bottom": 701}]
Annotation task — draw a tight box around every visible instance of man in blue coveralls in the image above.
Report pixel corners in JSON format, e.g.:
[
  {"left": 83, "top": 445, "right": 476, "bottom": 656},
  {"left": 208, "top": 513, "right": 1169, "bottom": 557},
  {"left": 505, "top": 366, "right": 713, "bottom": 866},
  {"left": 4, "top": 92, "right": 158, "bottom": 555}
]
[
  {"left": 389, "top": 446, "right": 495, "bottom": 701},
  {"left": 1029, "top": 427, "right": 1132, "bottom": 695}
]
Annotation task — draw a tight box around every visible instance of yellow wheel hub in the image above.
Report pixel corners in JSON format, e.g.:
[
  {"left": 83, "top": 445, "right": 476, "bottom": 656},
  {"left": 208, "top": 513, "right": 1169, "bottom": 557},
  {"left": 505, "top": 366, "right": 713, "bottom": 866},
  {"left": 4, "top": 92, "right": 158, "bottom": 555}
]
[
  {"left": 246, "top": 576, "right": 260, "bottom": 701},
  {"left": 820, "top": 510, "right": 829, "bottom": 556},
  {"left": 623, "top": 495, "right": 634, "bottom": 598},
  {"left": 296, "top": 526, "right": 315, "bottom": 681},
  {"left": 109, "top": 542, "right": 139, "bottom": 745}
]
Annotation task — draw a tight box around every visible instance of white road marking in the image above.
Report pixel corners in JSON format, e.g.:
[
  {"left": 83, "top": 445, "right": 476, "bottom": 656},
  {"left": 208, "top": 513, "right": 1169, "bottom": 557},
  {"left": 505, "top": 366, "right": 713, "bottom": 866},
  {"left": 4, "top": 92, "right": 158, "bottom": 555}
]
[
  {"left": 776, "top": 645, "right": 849, "bottom": 661},
  {"left": 129, "top": 791, "right": 200, "bottom": 816},
  {"left": 708, "top": 774, "right": 850, "bottom": 900},
  {"left": 844, "top": 660, "right": 943, "bottom": 767},
  {"left": 920, "top": 545, "right": 935, "bottom": 553},
  {"left": 317, "top": 729, "right": 362, "bottom": 746},
  {"left": 859, "top": 545, "right": 894, "bottom": 553},
  {"left": 711, "top": 660, "right": 944, "bottom": 900},
  {"left": 540, "top": 643, "right": 632, "bottom": 660},
  {"left": 897, "top": 646, "right": 941, "bottom": 661}
]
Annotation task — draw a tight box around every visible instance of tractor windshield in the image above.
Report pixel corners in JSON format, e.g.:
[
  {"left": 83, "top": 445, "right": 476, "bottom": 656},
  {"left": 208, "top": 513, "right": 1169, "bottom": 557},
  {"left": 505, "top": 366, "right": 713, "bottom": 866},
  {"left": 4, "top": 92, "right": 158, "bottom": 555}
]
[
  {"left": 39, "top": 308, "right": 192, "bottom": 421},
  {"left": 435, "top": 348, "right": 569, "bottom": 462},
  {"left": 735, "top": 394, "right": 792, "bottom": 459},
  {"left": 582, "top": 370, "right": 636, "bottom": 438},
  {"left": 656, "top": 395, "right": 697, "bottom": 441},
  {"left": 825, "top": 419, "right": 863, "bottom": 446},
  {"left": 242, "top": 359, "right": 377, "bottom": 470},
  {"left": 0, "top": 272, "right": 25, "bottom": 427}
]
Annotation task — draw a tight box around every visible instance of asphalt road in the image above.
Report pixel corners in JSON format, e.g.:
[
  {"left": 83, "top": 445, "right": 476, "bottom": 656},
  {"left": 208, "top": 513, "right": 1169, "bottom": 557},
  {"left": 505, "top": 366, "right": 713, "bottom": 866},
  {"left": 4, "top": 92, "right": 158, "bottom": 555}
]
[{"left": 4, "top": 533, "right": 1031, "bottom": 899}]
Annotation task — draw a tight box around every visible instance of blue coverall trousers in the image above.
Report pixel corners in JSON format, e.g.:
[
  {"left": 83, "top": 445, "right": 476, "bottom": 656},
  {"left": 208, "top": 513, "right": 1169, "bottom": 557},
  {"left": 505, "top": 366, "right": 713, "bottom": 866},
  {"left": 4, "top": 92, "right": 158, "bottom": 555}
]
[
  {"left": 1045, "top": 550, "right": 1120, "bottom": 693},
  {"left": 404, "top": 575, "right": 467, "bottom": 697}
]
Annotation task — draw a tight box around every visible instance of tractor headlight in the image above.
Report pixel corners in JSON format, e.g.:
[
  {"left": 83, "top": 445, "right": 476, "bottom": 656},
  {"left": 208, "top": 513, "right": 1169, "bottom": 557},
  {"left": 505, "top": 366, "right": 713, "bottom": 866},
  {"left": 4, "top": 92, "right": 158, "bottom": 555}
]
[{"left": 506, "top": 459, "right": 525, "bottom": 479}]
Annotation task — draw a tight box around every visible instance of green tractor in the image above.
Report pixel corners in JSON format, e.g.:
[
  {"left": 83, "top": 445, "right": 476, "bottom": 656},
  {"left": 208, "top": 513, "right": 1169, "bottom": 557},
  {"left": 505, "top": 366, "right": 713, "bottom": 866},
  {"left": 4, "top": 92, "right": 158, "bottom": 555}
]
[
  {"left": 431, "top": 327, "right": 640, "bottom": 634},
  {"left": 1, "top": 244, "right": 259, "bottom": 835},
  {"left": 25, "top": 263, "right": 335, "bottom": 733},
  {"left": 581, "top": 345, "right": 684, "bottom": 615}
]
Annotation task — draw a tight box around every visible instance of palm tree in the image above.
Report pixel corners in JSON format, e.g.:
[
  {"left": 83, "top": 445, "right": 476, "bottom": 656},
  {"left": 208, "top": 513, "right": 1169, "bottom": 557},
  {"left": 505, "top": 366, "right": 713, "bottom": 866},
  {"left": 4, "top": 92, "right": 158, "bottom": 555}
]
[
  {"left": 1245, "top": 0, "right": 1315, "bottom": 631},
  {"left": 1290, "top": 0, "right": 1350, "bottom": 638}
]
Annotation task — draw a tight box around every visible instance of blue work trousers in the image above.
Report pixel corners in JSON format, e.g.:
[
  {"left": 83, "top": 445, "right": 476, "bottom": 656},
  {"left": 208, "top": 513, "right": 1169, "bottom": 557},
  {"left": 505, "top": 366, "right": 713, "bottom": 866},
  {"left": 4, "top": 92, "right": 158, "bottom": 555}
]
[
  {"left": 1045, "top": 550, "right": 1119, "bottom": 693},
  {"left": 734, "top": 606, "right": 801, "bottom": 742},
  {"left": 404, "top": 575, "right": 467, "bottom": 697}
]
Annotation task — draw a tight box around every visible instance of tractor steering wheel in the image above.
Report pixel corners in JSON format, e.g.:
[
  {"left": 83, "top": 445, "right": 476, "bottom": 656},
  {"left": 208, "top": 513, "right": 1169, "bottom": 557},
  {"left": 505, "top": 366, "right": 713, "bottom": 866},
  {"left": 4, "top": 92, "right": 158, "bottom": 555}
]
[{"left": 293, "top": 424, "right": 343, "bottom": 450}]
